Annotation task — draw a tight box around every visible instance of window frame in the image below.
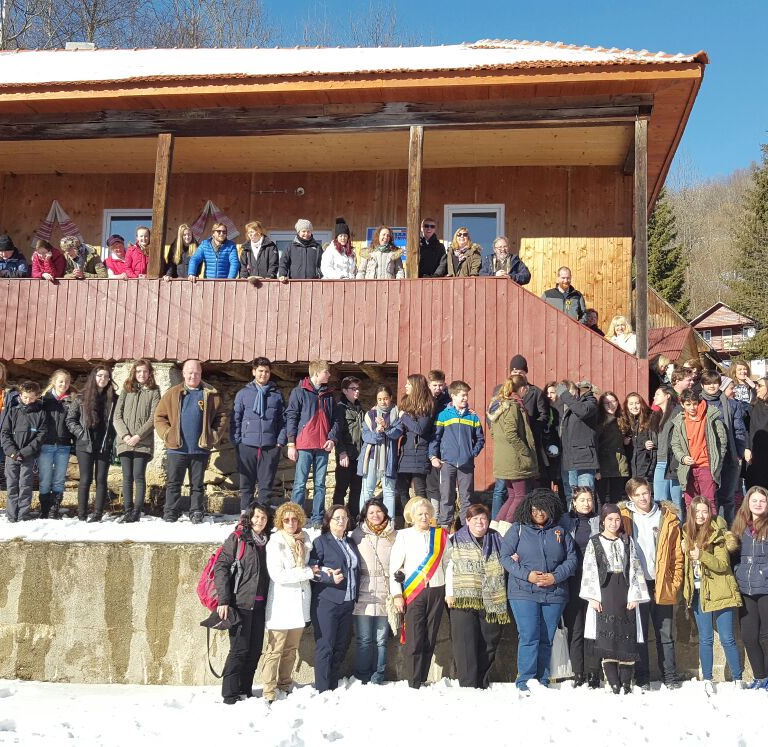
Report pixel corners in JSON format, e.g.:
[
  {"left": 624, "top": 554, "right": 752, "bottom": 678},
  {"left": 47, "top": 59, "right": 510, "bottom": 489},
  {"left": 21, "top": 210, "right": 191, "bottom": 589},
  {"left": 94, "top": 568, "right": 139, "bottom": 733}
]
[
  {"left": 701, "top": 329, "right": 712, "bottom": 343},
  {"left": 443, "top": 203, "right": 506, "bottom": 247},
  {"left": 721, "top": 327, "right": 733, "bottom": 349},
  {"left": 101, "top": 208, "right": 153, "bottom": 258}
]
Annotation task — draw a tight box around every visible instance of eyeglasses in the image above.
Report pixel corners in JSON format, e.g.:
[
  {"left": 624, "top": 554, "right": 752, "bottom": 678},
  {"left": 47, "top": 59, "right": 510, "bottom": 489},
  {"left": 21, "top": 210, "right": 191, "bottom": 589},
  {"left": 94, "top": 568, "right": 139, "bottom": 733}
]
[
  {"left": 331, "top": 516, "right": 347, "bottom": 522},
  {"left": 457, "top": 232, "right": 469, "bottom": 238},
  {"left": 213, "top": 229, "right": 227, "bottom": 234},
  {"left": 282, "top": 516, "right": 298, "bottom": 523},
  {"left": 423, "top": 223, "right": 436, "bottom": 229},
  {"left": 346, "top": 387, "right": 361, "bottom": 392}
]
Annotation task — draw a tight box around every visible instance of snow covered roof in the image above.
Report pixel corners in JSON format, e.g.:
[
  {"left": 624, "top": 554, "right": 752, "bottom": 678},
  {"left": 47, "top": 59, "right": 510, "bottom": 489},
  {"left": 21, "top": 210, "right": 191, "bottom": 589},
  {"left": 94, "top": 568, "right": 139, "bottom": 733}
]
[{"left": 0, "top": 39, "right": 708, "bottom": 88}]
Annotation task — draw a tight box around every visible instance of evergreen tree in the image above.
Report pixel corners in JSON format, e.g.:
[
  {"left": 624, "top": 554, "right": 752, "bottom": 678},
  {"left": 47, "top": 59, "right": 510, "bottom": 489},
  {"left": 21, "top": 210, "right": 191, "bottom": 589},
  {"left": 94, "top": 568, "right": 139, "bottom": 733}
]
[
  {"left": 729, "top": 142, "right": 768, "bottom": 327},
  {"left": 648, "top": 187, "right": 689, "bottom": 317}
]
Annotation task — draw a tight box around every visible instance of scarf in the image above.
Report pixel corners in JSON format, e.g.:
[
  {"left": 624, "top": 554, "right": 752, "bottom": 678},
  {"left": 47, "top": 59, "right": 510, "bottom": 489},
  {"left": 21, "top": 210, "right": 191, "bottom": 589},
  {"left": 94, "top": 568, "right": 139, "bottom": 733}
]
[
  {"left": 370, "top": 405, "right": 396, "bottom": 475},
  {"left": 252, "top": 382, "right": 267, "bottom": 417},
  {"left": 492, "top": 254, "right": 512, "bottom": 274},
  {"left": 296, "top": 234, "right": 315, "bottom": 247},
  {"left": 449, "top": 525, "right": 510, "bottom": 624},
  {"left": 281, "top": 529, "right": 307, "bottom": 566},
  {"left": 333, "top": 238, "right": 354, "bottom": 257},
  {"left": 365, "top": 518, "right": 391, "bottom": 536}
]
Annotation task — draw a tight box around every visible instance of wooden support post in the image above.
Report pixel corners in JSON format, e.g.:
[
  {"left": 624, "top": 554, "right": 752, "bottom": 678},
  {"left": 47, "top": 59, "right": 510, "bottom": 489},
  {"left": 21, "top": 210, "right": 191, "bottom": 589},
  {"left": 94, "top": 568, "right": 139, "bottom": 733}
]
[
  {"left": 405, "top": 125, "right": 424, "bottom": 279},
  {"left": 148, "top": 133, "right": 174, "bottom": 279},
  {"left": 634, "top": 118, "right": 648, "bottom": 360}
]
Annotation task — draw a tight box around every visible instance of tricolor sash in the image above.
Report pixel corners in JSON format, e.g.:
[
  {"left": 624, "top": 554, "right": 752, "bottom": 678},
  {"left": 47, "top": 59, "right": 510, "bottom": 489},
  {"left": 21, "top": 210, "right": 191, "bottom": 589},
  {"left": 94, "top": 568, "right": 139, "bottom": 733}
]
[{"left": 402, "top": 527, "right": 446, "bottom": 605}]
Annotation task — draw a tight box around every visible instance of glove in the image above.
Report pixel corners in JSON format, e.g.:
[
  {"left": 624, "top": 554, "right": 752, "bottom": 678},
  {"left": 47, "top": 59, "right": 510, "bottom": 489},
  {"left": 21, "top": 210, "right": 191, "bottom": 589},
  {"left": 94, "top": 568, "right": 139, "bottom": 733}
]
[
  {"left": 555, "top": 383, "right": 568, "bottom": 398},
  {"left": 546, "top": 445, "right": 560, "bottom": 457}
]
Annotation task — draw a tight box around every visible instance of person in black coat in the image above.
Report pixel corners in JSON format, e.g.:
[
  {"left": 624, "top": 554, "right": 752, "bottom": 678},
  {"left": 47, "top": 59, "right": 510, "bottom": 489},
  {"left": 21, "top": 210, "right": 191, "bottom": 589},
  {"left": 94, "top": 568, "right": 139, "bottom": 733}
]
[
  {"left": 239, "top": 221, "right": 279, "bottom": 280},
  {"left": 278, "top": 219, "right": 322, "bottom": 280},
  {"left": 745, "top": 379, "right": 768, "bottom": 490},
  {"left": 620, "top": 393, "right": 657, "bottom": 482},
  {"left": 332, "top": 376, "right": 365, "bottom": 519},
  {"left": 478, "top": 237, "right": 531, "bottom": 285},
  {"left": 309, "top": 504, "right": 362, "bottom": 692},
  {"left": 418, "top": 219, "right": 447, "bottom": 278},
  {"left": 555, "top": 380, "right": 599, "bottom": 502},
  {"left": 38, "top": 369, "right": 74, "bottom": 519},
  {"left": 214, "top": 503, "right": 272, "bottom": 704}
]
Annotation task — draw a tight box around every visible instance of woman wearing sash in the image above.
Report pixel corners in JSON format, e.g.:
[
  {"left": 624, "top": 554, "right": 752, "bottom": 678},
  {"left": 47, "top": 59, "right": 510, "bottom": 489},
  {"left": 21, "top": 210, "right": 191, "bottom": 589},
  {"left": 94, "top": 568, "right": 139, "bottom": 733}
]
[
  {"left": 445, "top": 503, "right": 509, "bottom": 688},
  {"left": 390, "top": 497, "right": 448, "bottom": 688}
]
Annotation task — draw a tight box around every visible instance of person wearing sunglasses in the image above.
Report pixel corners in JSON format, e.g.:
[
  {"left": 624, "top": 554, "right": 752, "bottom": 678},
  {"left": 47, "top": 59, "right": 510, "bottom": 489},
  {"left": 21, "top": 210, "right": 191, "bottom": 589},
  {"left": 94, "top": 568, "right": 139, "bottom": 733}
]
[
  {"left": 187, "top": 222, "right": 240, "bottom": 280},
  {"left": 445, "top": 227, "right": 481, "bottom": 277},
  {"left": 418, "top": 218, "right": 447, "bottom": 278}
]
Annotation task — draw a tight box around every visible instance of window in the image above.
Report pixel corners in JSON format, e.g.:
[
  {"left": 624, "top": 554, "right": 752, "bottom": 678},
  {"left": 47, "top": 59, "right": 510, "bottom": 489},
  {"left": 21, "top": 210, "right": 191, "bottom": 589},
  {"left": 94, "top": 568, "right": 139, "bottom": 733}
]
[
  {"left": 102, "top": 209, "right": 152, "bottom": 258},
  {"left": 270, "top": 230, "right": 332, "bottom": 260},
  {"left": 443, "top": 204, "right": 505, "bottom": 260},
  {"left": 722, "top": 328, "right": 733, "bottom": 349},
  {"left": 701, "top": 330, "right": 712, "bottom": 343}
]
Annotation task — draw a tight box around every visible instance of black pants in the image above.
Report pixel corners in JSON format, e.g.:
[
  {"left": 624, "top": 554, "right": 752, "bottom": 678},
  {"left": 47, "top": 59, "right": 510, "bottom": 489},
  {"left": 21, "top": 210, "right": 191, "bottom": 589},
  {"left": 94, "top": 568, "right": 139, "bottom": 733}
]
[
  {"left": 165, "top": 451, "right": 208, "bottom": 518},
  {"left": 76, "top": 449, "right": 111, "bottom": 518},
  {"left": 425, "top": 465, "right": 440, "bottom": 508},
  {"left": 396, "top": 473, "right": 427, "bottom": 516},
  {"left": 449, "top": 607, "right": 502, "bottom": 688},
  {"left": 636, "top": 580, "right": 677, "bottom": 683},
  {"left": 120, "top": 452, "right": 151, "bottom": 513},
  {"left": 404, "top": 586, "right": 444, "bottom": 688},
  {"left": 5, "top": 455, "right": 35, "bottom": 521},
  {"left": 332, "top": 462, "right": 363, "bottom": 520},
  {"left": 597, "top": 477, "right": 627, "bottom": 507},
  {"left": 563, "top": 589, "right": 600, "bottom": 677},
  {"left": 237, "top": 444, "right": 281, "bottom": 510},
  {"left": 311, "top": 596, "right": 355, "bottom": 692},
  {"left": 222, "top": 605, "right": 266, "bottom": 699},
  {"left": 740, "top": 593, "right": 768, "bottom": 678}
]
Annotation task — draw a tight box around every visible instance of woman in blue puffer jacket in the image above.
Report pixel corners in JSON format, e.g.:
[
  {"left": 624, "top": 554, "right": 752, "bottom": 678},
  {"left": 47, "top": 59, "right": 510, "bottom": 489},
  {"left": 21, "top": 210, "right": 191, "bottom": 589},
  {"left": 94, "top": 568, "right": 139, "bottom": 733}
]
[
  {"left": 732, "top": 485, "right": 768, "bottom": 688},
  {"left": 500, "top": 488, "right": 578, "bottom": 691}
]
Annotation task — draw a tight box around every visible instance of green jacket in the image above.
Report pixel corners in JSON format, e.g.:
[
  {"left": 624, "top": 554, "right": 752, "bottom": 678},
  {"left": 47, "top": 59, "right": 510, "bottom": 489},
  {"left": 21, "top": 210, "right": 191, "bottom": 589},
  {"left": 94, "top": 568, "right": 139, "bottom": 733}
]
[
  {"left": 682, "top": 519, "right": 742, "bottom": 612},
  {"left": 487, "top": 398, "right": 539, "bottom": 481},
  {"left": 670, "top": 407, "right": 727, "bottom": 487},
  {"left": 597, "top": 416, "right": 629, "bottom": 478},
  {"left": 63, "top": 246, "right": 107, "bottom": 278}
]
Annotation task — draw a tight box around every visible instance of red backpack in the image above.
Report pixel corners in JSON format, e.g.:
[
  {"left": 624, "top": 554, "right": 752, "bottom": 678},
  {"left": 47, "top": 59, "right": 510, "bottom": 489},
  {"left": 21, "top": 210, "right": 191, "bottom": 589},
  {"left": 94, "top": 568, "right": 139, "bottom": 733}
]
[{"left": 197, "top": 530, "right": 245, "bottom": 610}]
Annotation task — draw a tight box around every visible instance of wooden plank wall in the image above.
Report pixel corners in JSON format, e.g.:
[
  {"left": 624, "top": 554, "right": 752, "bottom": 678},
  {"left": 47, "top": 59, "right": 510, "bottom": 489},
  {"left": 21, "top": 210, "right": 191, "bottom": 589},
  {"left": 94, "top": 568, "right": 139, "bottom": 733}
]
[
  {"left": 397, "top": 278, "right": 649, "bottom": 488},
  {"left": 0, "top": 279, "right": 401, "bottom": 365},
  {"left": 0, "top": 165, "right": 632, "bottom": 328}
]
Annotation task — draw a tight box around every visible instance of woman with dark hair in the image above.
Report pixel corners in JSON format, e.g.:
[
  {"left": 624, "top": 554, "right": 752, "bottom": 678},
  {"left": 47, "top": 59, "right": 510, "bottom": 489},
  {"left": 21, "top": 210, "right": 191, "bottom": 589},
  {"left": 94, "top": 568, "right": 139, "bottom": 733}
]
[
  {"left": 163, "top": 223, "right": 198, "bottom": 279},
  {"left": 214, "top": 502, "right": 272, "bottom": 704},
  {"left": 650, "top": 385, "right": 683, "bottom": 512},
  {"left": 445, "top": 503, "right": 509, "bottom": 688},
  {"left": 579, "top": 503, "right": 649, "bottom": 694},
  {"left": 745, "top": 378, "right": 768, "bottom": 490},
  {"left": 310, "top": 504, "right": 362, "bottom": 692},
  {"left": 388, "top": 374, "right": 434, "bottom": 512},
  {"left": 596, "top": 391, "right": 629, "bottom": 505},
  {"left": 488, "top": 374, "right": 539, "bottom": 523},
  {"left": 66, "top": 366, "right": 117, "bottom": 522},
  {"left": 357, "top": 225, "right": 404, "bottom": 279},
  {"left": 732, "top": 485, "right": 768, "bottom": 688},
  {"left": 619, "top": 392, "right": 657, "bottom": 481},
  {"left": 559, "top": 487, "right": 601, "bottom": 687},
  {"left": 31, "top": 239, "right": 65, "bottom": 281},
  {"left": 320, "top": 217, "right": 356, "bottom": 280},
  {"left": 114, "top": 359, "right": 160, "bottom": 522},
  {"left": 500, "top": 489, "right": 578, "bottom": 691},
  {"left": 38, "top": 369, "right": 74, "bottom": 519},
  {"left": 350, "top": 497, "right": 397, "bottom": 684},
  {"left": 682, "top": 496, "right": 742, "bottom": 687}
]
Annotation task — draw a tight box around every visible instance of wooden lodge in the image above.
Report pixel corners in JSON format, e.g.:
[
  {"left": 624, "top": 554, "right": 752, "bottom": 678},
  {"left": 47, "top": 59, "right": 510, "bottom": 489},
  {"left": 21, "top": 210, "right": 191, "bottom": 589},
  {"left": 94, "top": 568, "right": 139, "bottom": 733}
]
[
  {"left": 0, "top": 40, "right": 707, "bottom": 485},
  {"left": 690, "top": 302, "right": 758, "bottom": 362}
]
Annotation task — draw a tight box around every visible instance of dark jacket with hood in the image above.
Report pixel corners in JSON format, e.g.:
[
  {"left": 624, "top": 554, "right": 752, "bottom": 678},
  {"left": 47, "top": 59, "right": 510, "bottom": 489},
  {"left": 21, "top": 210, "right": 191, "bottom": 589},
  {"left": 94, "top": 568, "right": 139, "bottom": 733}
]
[
  {"left": 333, "top": 395, "right": 364, "bottom": 462},
  {"left": 285, "top": 377, "right": 339, "bottom": 450},
  {"left": 734, "top": 526, "right": 768, "bottom": 597},
  {"left": 541, "top": 285, "right": 587, "bottom": 322},
  {"left": 387, "top": 411, "right": 435, "bottom": 475},
  {"left": 42, "top": 390, "right": 75, "bottom": 447},
  {"left": 0, "top": 400, "right": 46, "bottom": 458},
  {"left": 238, "top": 239, "right": 279, "bottom": 279},
  {"left": 0, "top": 388, "right": 20, "bottom": 452},
  {"left": 479, "top": 253, "right": 532, "bottom": 285},
  {"left": 702, "top": 390, "right": 746, "bottom": 460},
  {"left": 66, "top": 389, "right": 117, "bottom": 455},
  {"left": 0, "top": 248, "right": 29, "bottom": 278},
  {"left": 418, "top": 234, "right": 447, "bottom": 278},
  {"left": 628, "top": 417, "right": 658, "bottom": 481},
  {"left": 278, "top": 235, "right": 322, "bottom": 279},
  {"left": 557, "top": 390, "right": 599, "bottom": 471},
  {"left": 214, "top": 528, "right": 270, "bottom": 610},
  {"left": 230, "top": 380, "right": 286, "bottom": 448}
]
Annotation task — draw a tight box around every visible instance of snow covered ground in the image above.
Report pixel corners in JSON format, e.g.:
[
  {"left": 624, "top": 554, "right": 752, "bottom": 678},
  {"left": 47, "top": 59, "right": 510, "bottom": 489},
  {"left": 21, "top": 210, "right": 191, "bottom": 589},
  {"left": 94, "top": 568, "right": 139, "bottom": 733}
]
[{"left": 0, "top": 677, "right": 764, "bottom": 746}]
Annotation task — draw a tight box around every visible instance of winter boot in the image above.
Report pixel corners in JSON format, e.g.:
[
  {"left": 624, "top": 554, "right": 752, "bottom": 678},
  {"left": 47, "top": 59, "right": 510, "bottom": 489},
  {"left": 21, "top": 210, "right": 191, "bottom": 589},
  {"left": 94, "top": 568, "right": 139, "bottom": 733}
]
[
  {"left": 603, "top": 661, "right": 621, "bottom": 694},
  {"left": 50, "top": 491, "right": 63, "bottom": 519},
  {"left": 619, "top": 664, "right": 634, "bottom": 694},
  {"left": 38, "top": 492, "right": 52, "bottom": 519}
]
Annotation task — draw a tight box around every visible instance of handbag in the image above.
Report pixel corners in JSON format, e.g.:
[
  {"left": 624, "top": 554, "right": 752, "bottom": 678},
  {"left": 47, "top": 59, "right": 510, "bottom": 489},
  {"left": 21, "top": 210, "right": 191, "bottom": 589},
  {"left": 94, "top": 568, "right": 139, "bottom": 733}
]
[
  {"left": 549, "top": 617, "right": 573, "bottom": 680},
  {"left": 385, "top": 594, "right": 403, "bottom": 637}
]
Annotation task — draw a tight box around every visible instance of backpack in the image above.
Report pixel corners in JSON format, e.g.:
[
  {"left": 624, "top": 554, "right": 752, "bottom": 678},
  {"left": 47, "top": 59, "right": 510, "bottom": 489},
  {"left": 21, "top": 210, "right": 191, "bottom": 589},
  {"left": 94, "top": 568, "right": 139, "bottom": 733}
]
[{"left": 197, "top": 530, "right": 245, "bottom": 610}]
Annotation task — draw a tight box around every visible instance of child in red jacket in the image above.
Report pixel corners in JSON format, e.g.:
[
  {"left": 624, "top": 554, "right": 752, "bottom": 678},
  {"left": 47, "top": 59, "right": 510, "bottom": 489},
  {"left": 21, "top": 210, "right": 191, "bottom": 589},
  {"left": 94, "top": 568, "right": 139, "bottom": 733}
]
[{"left": 31, "top": 240, "right": 66, "bottom": 282}]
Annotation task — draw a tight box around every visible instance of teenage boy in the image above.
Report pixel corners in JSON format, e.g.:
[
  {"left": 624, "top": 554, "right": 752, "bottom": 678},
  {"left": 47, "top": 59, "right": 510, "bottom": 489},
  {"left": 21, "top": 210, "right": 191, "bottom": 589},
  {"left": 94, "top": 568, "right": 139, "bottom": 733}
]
[
  {"left": 0, "top": 380, "right": 46, "bottom": 522},
  {"left": 700, "top": 370, "right": 746, "bottom": 524},
  {"left": 332, "top": 376, "right": 365, "bottom": 518},
  {"left": 425, "top": 370, "right": 450, "bottom": 515},
  {"left": 230, "top": 357, "right": 286, "bottom": 511},
  {"left": 429, "top": 380, "right": 485, "bottom": 529},
  {"left": 670, "top": 388, "right": 727, "bottom": 514},
  {"left": 620, "top": 477, "right": 683, "bottom": 689},
  {"left": 286, "top": 360, "right": 338, "bottom": 527}
]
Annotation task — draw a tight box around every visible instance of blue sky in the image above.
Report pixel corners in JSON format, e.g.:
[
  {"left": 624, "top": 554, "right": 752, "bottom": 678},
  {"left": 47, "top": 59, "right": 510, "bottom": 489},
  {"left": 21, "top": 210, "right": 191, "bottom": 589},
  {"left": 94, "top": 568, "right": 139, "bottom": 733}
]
[{"left": 270, "top": 0, "right": 767, "bottom": 182}]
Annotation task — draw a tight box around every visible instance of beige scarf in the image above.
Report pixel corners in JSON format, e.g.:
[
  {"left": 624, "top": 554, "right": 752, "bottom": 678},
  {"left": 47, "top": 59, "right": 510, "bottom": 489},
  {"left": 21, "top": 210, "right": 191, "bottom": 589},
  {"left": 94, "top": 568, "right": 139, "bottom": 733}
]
[{"left": 281, "top": 529, "right": 307, "bottom": 566}]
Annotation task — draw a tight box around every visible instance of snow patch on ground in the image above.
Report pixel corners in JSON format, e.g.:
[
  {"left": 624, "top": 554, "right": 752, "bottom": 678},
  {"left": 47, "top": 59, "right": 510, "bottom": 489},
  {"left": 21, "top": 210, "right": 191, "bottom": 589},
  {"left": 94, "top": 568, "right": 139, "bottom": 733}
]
[{"left": 0, "top": 678, "right": 764, "bottom": 746}]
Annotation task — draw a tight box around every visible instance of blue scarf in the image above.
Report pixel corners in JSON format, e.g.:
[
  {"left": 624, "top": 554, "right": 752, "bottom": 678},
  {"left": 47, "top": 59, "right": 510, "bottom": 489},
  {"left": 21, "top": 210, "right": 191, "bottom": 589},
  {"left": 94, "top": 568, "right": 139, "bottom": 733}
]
[{"left": 252, "top": 383, "right": 267, "bottom": 417}]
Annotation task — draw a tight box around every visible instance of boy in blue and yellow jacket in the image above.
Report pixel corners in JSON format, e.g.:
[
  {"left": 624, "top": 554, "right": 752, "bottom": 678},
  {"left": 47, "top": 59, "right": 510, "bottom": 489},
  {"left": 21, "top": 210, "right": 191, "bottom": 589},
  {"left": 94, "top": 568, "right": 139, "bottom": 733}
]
[{"left": 429, "top": 380, "right": 484, "bottom": 529}]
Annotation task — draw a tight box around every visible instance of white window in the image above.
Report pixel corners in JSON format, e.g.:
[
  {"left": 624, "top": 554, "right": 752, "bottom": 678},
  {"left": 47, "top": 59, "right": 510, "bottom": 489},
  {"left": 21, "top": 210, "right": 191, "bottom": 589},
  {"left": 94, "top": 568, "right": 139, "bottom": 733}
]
[
  {"left": 722, "top": 328, "right": 733, "bottom": 348},
  {"left": 443, "top": 204, "right": 505, "bottom": 260},
  {"left": 701, "top": 330, "right": 712, "bottom": 343},
  {"left": 101, "top": 209, "right": 153, "bottom": 258},
  {"left": 270, "top": 230, "right": 332, "bottom": 260}
]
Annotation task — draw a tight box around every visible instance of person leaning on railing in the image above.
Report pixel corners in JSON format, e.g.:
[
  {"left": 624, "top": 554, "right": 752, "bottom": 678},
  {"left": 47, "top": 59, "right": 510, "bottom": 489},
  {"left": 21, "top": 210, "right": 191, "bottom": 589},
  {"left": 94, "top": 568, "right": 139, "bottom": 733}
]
[
  {"left": 479, "top": 236, "right": 531, "bottom": 285},
  {"left": 187, "top": 223, "right": 240, "bottom": 280},
  {"left": 238, "top": 220, "right": 279, "bottom": 283},
  {"left": 60, "top": 236, "right": 107, "bottom": 279}
]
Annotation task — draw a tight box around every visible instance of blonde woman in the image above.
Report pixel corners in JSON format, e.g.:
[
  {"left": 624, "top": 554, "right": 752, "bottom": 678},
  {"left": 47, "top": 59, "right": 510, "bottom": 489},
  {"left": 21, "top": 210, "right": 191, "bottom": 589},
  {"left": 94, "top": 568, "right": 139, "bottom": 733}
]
[
  {"left": 238, "top": 220, "right": 279, "bottom": 280},
  {"left": 445, "top": 227, "right": 481, "bottom": 277},
  {"left": 38, "top": 369, "right": 74, "bottom": 519},
  {"left": 607, "top": 315, "right": 637, "bottom": 355},
  {"left": 163, "top": 223, "right": 198, "bottom": 279},
  {"left": 262, "top": 502, "right": 316, "bottom": 704}
]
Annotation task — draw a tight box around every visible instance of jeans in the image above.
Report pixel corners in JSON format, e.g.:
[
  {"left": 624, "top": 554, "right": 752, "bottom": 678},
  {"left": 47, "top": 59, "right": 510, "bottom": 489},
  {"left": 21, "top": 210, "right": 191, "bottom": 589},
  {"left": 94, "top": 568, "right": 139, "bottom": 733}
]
[
  {"left": 692, "top": 591, "right": 741, "bottom": 680},
  {"left": 353, "top": 614, "right": 389, "bottom": 684},
  {"left": 509, "top": 599, "right": 565, "bottom": 686},
  {"left": 491, "top": 478, "right": 506, "bottom": 520},
  {"left": 636, "top": 580, "right": 677, "bottom": 683},
  {"left": 684, "top": 466, "right": 716, "bottom": 513},
  {"left": 438, "top": 463, "right": 474, "bottom": 527},
  {"left": 653, "top": 462, "right": 683, "bottom": 515},
  {"left": 37, "top": 443, "right": 71, "bottom": 494},
  {"left": 561, "top": 468, "right": 596, "bottom": 503},
  {"left": 496, "top": 479, "right": 532, "bottom": 523},
  {"left": 291, "top": 449, "right": 329, "bottom": 525},
  {"left": 360, "top": 469, "right": 396, "bottom": 517}
]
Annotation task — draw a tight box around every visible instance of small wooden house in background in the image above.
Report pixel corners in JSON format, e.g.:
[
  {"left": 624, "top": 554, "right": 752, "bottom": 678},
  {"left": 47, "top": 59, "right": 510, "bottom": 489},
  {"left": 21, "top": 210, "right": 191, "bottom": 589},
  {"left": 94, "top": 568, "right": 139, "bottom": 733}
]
[{"left": 690, "top": 302, "right": 758, "bottom": 361}]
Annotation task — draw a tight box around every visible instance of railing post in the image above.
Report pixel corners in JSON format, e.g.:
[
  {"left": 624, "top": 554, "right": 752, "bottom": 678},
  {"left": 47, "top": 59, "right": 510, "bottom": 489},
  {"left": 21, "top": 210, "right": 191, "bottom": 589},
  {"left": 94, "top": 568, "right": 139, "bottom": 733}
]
[
  {"left": 148, "top": 133, "right": 174, "bottom": 279},
  {"left": 634, "top": 118, "right": 648, "bottom": 359},
  {"left": 405, "top": 125, "right": 424, "bottom": 279}
]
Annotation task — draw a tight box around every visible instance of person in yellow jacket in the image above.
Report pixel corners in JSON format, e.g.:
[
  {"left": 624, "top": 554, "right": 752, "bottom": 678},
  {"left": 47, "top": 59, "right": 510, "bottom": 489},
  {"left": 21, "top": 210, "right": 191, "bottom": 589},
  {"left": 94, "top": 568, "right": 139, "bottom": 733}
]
[{"left": 620, "top": 477, "right": 683, "bottom": 689}]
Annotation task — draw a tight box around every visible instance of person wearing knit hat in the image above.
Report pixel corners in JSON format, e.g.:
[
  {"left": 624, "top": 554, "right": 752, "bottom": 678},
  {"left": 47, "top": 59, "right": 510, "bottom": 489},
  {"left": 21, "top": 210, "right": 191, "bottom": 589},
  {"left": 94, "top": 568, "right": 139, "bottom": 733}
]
[
  {"left": 104, "top": 234, "right": 129, "bottom": 279},
  {"left": 278, "top": 219, "right": 322, "bottom": 281},
  {"left": 509, "top": 355, "right": 528, "bottom": 374},
  {"left": 321, "top": 217, "right": 356, "bottom": 279},
  {"left": 0, "top": 234, "right": 29, "bottom": 278}
]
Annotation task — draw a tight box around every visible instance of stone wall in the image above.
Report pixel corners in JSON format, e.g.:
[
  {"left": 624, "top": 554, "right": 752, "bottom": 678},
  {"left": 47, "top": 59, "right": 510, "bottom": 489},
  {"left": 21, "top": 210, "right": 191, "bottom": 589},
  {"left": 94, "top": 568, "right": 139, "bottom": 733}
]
[{"left": 0, "top": 539, "right": 741, "bottom": 686}]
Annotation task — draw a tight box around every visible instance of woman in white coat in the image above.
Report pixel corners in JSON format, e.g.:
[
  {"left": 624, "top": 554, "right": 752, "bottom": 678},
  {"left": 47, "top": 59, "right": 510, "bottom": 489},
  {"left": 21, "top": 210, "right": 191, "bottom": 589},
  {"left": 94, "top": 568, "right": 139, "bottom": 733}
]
[
  {"left": 320, "top": 217, "right": 357, "bottom": 279},
  {"left": 262, "top": 501, "right": 316, "bottom": 704}
]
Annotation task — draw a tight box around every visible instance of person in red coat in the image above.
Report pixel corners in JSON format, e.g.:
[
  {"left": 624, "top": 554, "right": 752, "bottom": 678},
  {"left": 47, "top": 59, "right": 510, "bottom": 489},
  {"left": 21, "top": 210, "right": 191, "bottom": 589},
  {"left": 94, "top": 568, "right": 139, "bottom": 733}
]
[
  {"left": 125, "top": 226, "right": 151, "bottom": 278},
  {"left": 31, "top": 240, "right": 66, "bottom": 281}
]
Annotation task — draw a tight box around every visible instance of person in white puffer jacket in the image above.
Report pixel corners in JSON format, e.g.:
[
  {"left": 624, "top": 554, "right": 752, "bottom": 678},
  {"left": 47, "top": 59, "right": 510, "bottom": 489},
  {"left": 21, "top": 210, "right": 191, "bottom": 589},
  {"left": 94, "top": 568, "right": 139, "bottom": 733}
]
[{"left": 321, "top": 217, "right": 357, "bottom": 279}]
